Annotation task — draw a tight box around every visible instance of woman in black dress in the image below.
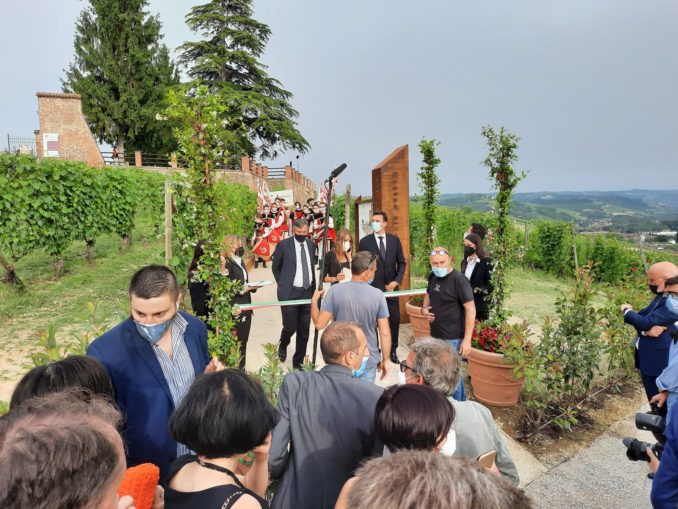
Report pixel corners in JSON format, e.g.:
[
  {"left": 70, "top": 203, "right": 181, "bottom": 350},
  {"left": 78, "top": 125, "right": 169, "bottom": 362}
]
[
  {"left": 460, "top": 233, "right": 493, "bottom": 321},
  {"left": 166, "top": 369, "right": 278, "bottom": 509},
  {"left": 323, "top": 228, "right": 353, "bottom": 284},
  {"left": 220, "top": 234, "right": 256, "bottom": 370}
]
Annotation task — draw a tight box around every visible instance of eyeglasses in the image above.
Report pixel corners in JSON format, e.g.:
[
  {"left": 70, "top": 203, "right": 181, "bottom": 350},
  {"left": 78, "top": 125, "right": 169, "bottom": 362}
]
[
  {"left": 399, "top": 361, "right": 416, "bottom": 373},
  {"left": 430, "top": 250, "right": 449, "bottom": 256}
]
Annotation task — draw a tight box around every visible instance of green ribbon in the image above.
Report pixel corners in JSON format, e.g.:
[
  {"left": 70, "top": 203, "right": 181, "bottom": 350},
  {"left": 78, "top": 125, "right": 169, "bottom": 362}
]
[{"left": 237, "top": 287, "right": 427, "bottom": 311}]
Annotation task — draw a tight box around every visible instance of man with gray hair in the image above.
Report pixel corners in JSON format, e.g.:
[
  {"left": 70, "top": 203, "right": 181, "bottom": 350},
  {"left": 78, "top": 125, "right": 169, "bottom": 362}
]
[
  {"left": 311, "top": 250, "right": 391, "bottom": 382},
  {"left": 345, "top": 450, "right": 532, "bottom": 509},
  {"left": 401, "top": 337, "right": 519, "bottom": 484},
  {"left": 269, "top": 320, "right": 383, "bottom": 509}
]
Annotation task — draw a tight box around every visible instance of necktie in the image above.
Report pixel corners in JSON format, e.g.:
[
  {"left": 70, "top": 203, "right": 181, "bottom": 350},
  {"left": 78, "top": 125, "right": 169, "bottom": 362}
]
[
  {"left": 379, "top": 236, "right": 386, "bottom": 260},
  {"left": 300, "top": 242, "right": 310, "bottom": 288}
]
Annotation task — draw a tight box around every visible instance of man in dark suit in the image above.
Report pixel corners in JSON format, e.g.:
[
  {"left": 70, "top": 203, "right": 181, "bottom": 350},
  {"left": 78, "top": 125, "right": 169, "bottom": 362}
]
[
  {"left": 269, "top": 321, "right": 383, "bottom": 509},
  {"left": 272, "top": 217, "right": 317, "bottom": 369},
  {"left": 622, "top": 261, "right": 678, "bottom": 418},
  {"left": 358, "top": 211, "right": 406, "bottom": 363},
  {"left": 87, "top": 265, "right": 217, "bottom": 480}
]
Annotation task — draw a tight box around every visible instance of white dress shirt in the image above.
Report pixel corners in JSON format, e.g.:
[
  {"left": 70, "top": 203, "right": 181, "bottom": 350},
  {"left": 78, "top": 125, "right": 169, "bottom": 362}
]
[
  {"left": 464, "top": 256, "right": 478, "bottom": 280},
  {"left": 373, "top": 232, "right": 387, "bottom": 253},
  {"left": 293, "top": 239, "right": 313, "bottom": 288}
]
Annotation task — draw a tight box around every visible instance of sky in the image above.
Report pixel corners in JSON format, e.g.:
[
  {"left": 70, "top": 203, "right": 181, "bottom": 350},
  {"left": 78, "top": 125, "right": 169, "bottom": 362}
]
[{"left": 1, "top": 0, "right": 677, "bottom": 195}]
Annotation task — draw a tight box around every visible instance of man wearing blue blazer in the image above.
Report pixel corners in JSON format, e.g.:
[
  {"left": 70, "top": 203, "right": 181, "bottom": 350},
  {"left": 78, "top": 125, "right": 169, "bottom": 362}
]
[
  {"left": 87, "top": 265, "right": 216, "bottom": 481},
  {"left": 623, "top": 261, "right": 678, "bottom": 418}
]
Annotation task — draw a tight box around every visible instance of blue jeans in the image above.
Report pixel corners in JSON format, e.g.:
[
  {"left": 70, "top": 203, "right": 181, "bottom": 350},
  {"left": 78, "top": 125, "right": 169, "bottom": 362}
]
[
  {"left": 445, "top": 339, "right": 466, "bottom": 401},
  {"left": 359, "top": 365, "right": 377, "bottom": 384}
]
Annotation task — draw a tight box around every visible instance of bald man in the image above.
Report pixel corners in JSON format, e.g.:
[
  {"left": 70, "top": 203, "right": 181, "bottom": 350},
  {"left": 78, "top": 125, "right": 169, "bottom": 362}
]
[{"left": 622, "top": 261, "right": 678, "bottom": 416}]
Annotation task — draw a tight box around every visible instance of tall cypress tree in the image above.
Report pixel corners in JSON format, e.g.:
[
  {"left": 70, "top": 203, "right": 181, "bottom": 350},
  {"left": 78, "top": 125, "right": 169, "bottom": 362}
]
[
  {"left": 178, "top": 0, "right": 309, "bottom": 159},
  {"left": 63, "top": 0, "right": 179, "bottom": 156}
]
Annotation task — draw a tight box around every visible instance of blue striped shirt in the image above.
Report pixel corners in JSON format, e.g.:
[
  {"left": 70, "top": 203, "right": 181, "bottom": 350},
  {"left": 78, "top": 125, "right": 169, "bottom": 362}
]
[{"left": 152, "top": 313, "right": 194, "bottom": 457}]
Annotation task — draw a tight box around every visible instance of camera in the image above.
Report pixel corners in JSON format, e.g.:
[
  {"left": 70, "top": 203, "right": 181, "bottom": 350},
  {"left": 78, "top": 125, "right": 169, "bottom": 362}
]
[{"left": 622, "top": 411, "right": 666, "bottom": 462}]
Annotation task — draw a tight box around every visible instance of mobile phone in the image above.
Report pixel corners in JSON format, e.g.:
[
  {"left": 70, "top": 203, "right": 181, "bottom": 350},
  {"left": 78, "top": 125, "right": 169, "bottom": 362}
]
[{"left": 476, "top": 450, "right": 497, "bottom": 469}]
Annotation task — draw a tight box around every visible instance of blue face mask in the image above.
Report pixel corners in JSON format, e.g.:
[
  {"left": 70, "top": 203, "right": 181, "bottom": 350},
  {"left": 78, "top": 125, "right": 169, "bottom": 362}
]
[
  {"left": 351, "top": 354, "right": 370, "bottom": 378},
  {"left": 667, "top": 294, "right": 678, "bottom": 315},
  {"left": 371, "top": 221, "right": 382, "bottom": 233},
  {"left": 134, "top": 317, "right": 173, "bottom": 345},
  {"left": 432, "top": 266, "right": 449, "bottom": 278}
]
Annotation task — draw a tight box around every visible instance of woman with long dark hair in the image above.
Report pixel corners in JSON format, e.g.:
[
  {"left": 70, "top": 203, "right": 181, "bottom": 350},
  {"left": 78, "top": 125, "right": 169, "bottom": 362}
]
[{"left": 461, "top": 233, "right": 493, "bottom": 321}]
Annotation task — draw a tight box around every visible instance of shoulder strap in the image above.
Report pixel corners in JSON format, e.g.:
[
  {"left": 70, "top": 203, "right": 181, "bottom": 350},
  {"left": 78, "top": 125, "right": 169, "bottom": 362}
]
[{"left": 221, "top": 490, "right": 245, "bottom": 509}]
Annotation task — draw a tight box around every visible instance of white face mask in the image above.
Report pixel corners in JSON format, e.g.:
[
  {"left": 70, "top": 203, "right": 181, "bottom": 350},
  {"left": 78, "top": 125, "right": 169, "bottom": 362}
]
[
  {"left": 397, "top": 371, "right": 419, "bottom": 385},
  {"left": 343, "top": 241, "right": 352, "bottom": 252}
]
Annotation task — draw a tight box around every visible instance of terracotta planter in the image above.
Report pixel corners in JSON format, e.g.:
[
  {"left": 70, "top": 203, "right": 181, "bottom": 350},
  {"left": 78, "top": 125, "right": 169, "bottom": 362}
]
[
  {"left": 467, "top": 347, "right": 524, "bottom": 407},
  {"left": 405, "top": 301, "right": 431, "bottom": 339}
]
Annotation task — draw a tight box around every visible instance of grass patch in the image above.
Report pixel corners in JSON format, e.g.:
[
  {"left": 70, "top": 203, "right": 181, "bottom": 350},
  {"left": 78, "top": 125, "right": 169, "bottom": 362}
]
[{"left": 0, "top": 219, "right": 165, "bottom": 345}]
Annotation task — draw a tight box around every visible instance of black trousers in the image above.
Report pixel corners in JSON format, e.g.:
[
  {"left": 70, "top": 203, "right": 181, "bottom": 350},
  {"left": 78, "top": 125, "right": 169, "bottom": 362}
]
[
  {"left": 636, "top": 350, "right": 668, "bottom": 419},
  {"left": 387, "top": 297, "right": 400, "bottom": 353},
  {"left": 279, "top": 287, "right": 313, "bottom": 368},
  {"left": 235, "top": 311, "right": 252, "bottom": 371}
]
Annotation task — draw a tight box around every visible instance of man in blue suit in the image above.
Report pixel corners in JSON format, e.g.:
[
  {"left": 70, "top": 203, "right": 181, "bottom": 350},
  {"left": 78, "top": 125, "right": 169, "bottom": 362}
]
[
  {"left": 623, "top": 262, "right": 678, "bottom": 418},
  {"left": 87, "top": 265, "right": 216, "bottom": 480},
  {"left": 649, "top": 400, "right": 678, "bottom": 508}
]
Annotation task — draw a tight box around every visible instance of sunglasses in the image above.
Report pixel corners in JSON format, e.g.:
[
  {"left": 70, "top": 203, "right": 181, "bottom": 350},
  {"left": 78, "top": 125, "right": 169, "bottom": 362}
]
[{"left": 430, "top": 249, "right": 449, "bottom": 256}]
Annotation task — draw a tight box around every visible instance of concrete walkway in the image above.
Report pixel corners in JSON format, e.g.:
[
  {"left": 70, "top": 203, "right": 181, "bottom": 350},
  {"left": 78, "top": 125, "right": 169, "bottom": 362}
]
[{"left": 523, "top": 406, "right": 656, "bottom": 508}]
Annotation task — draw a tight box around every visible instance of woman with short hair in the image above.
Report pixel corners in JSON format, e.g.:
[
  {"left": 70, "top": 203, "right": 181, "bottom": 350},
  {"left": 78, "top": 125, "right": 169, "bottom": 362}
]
[
  {"left": 335, "top": 384, "right": 454, "bottom": 509},
  {"left": 166, "top": 369, "right": 278, "bottom": 509}
]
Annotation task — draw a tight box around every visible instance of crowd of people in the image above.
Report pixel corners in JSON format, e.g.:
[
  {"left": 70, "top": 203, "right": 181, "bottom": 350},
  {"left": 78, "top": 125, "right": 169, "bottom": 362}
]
[{"left": 7, "top": 202, "right": 678, "bottom": 508}]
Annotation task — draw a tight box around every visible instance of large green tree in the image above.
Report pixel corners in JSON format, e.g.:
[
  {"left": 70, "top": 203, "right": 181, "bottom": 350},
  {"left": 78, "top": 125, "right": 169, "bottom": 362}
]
[
  {"left": 63, "top": 0, "right": 179, "bottom": 155},
  {"left": 178, "top": 0, "right": 309, "bottom": 159}
]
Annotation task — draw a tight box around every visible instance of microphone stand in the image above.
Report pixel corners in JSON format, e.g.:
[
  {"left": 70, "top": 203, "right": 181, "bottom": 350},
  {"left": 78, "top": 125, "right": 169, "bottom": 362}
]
[{"left": 311, "top": 164, "right": 345, "bottom": 366}]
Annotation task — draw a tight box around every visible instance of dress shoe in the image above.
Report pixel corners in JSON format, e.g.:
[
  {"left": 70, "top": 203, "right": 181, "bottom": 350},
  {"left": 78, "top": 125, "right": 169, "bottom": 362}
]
[
  {"left": 390, "top": 351, "right": 399, "bottom": 364},
  {"left": 278, "top": 346, "right": 287, "bottom": 362}
]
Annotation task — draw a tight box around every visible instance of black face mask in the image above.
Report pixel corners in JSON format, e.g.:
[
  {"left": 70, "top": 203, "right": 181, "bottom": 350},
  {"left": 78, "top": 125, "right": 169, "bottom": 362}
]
[
  {"left": 464, "top": 246, "right": 476, "bottom": 258},
  {"left": 294, "top": 234, "right": 307, "bottom": 243},
  {"left": 235, "top": 246, "right": 244, "bottom": 257},
  {"left": 649, "top": 284, "right": 660, "bottom": 295}
]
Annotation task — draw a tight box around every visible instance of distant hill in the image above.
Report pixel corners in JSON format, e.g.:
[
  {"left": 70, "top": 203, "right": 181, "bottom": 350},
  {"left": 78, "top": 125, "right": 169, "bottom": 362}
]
[{"left": 435, "top": 190, "right": 678, "bottom": 232}]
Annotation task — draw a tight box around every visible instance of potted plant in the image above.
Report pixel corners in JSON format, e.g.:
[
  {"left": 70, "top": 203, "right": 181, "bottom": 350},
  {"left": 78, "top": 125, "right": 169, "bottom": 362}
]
[
  {"left": 466, "top": 126, "right": 529, "bottom": 407},
  {"left": 467, "top": 321, "right": 532, "bottom": 407},
  {"left": 405, "top": 295, "right": 431, "bottom": 339}
]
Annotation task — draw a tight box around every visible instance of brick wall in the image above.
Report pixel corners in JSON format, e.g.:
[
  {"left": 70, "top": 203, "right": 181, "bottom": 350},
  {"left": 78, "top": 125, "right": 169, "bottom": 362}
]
[{"left": 34, "top": 92, "right": 104, "bottom": 167}]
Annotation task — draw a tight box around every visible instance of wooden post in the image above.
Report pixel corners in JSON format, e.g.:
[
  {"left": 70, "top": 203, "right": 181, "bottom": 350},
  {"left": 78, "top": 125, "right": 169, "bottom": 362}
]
[
  {"left": 572, "top": 229, "right": 579, "bottom": 271},
  {"left": 638, "top": 234, "right": 648, "bottom": 272},
  {"left": 344, "top": 184, "right": 351, "bottom": 230},
  {"left": 523, "top": 221, "right": 528, "bottom": 268},
  {"left": 164, "top": 181, "right": 173, "bottom": 267}
]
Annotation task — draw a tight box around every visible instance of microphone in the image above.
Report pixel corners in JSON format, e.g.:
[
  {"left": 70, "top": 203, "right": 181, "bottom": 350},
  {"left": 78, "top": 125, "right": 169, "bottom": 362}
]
[{"left": 330, "top": 163, "right": 347, "bottom": 179}]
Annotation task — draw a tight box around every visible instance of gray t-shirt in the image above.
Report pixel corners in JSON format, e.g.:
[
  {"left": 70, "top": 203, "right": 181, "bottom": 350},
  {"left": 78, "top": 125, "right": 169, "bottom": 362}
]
[{"left": 321, "top": 281, "right": 389, "bottom": 368}]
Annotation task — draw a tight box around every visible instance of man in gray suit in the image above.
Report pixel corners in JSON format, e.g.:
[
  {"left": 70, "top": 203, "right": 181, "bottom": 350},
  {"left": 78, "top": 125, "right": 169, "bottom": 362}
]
[
  {"left": 402, "top": 337, "right": 520, "bottom": 485},
  {"left": 269, "top": 321, "right": 383, "bottom": 509}
]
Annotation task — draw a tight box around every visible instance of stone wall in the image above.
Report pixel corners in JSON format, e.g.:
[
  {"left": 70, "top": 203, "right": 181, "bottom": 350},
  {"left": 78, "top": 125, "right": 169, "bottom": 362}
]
[
  {"left": 136, "top": 154, "right": 316, "bottom": 203},
  {"left": 34, "top": 93, "right": 104, "bottom": 167}
]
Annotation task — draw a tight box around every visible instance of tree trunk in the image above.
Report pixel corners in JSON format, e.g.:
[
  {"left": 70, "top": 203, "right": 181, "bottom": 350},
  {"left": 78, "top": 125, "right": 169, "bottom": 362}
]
[
  {"left": 0, "top": 252, "right": 23, "bottom": 289},
  {"left": 120, "top": 234, "right": 131, "bottom": 252},
  {"left": 54, "top": 258, "right": 64, "bottom": 278},
  {"left": 85, "top": 240, "right": 95, "bottom": 266}
]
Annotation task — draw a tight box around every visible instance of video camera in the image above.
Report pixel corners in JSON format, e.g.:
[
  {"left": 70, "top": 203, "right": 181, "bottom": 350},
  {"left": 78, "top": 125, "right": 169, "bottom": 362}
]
[{"left": 622, "top": 409, "right": 666, "bottom": 462}]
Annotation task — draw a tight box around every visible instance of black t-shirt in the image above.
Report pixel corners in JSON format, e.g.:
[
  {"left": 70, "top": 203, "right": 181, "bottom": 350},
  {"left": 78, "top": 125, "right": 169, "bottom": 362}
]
[{"left": 427, "top": 269, "right": 474, "bottom": 340}]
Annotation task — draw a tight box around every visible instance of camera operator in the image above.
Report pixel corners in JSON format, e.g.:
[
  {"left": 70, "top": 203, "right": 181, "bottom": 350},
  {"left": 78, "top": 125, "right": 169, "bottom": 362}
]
[{"left": 648, "top": 401, "right": 678, "bottom": 508}]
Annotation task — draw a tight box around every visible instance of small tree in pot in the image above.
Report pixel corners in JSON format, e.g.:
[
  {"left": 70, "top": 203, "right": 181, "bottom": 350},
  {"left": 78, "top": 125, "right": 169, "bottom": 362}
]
[{"left": 466, "top": 126, "right": 530, "bottom": 406}]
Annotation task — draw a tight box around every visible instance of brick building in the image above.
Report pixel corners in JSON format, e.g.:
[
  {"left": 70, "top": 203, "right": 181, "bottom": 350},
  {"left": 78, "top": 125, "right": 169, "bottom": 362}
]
[{"left": 34, "top": 92, "right": 104, "bottom": 167}]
